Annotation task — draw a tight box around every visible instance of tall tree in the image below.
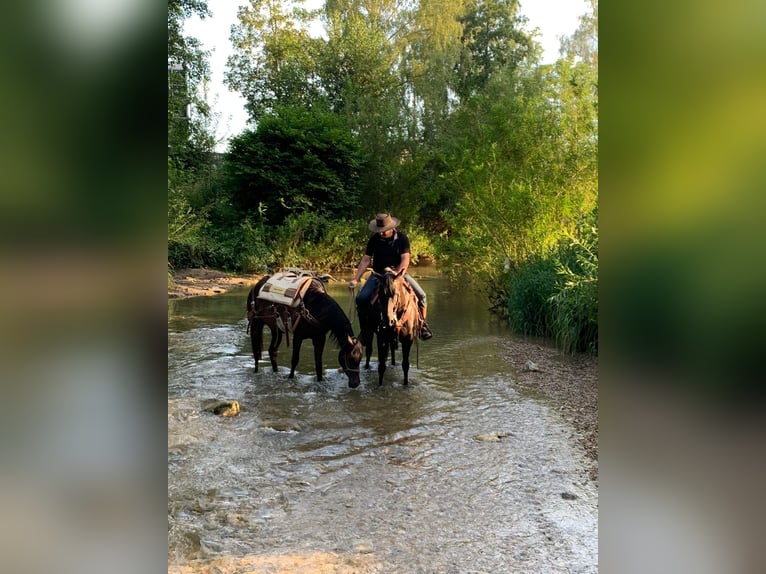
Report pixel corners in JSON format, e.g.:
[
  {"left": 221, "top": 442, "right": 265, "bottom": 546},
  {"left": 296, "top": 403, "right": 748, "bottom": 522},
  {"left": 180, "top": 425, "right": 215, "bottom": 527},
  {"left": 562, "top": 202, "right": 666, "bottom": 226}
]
[
  {"left": 226, "top": 0, "right": 323, "bottom": 121},
  {"left": 224, "top": 105, "right": 362, "bottom": 225},
  {"left": 320, "top": 0, "right": 410, "bottom": 211},
  {"left": 439, "top": 53, "right": 597, "bottom": 280},
  {"left": 402, "top": 0, "right": 464, "bottom": 142},
  {"left": 453, "top": 0, "right": 534, "bottom": 101},
  {"left": 168, "top": 0, "right": 214, "bottom": 168},
  {"left": 560, "top": 0, "right": 598, "bottom": 68}
]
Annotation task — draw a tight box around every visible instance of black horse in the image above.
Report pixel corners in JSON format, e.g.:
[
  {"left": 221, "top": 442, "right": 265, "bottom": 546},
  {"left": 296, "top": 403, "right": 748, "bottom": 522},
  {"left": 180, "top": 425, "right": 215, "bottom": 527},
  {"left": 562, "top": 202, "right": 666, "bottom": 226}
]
[
  {"left": 357, "top": 294, "right": 396, "bottom": 371},
  {"left": 247, "top": 275, "right": 363, "bottom": 387},
  {"left": 359, "top": 268, "right": 419, "bottom": 386}
]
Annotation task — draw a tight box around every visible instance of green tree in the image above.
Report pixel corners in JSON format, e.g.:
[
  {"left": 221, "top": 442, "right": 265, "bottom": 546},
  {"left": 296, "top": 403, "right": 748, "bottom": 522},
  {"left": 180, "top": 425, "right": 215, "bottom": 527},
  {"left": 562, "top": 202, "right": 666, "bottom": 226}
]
[
  {"left": 454, "top": 0, "right": 535, "bottom": 101},
  {"left": 226, "top": 0, "right": 324, "bottom": 122},
  {"left": 168, "top": 0, "right": 215, "bottom": 168},
  {"left": 223, "top": 105, "right": 362, "bottom": 226},
  {"left": 439, "top": 54, "right": 597, "bottom": 281},
  {"left": 560, "top": 0, "right": 598, "bottom": 68},
  {"left": 319, "top": 0, "right": 410, "bottom": 212}
]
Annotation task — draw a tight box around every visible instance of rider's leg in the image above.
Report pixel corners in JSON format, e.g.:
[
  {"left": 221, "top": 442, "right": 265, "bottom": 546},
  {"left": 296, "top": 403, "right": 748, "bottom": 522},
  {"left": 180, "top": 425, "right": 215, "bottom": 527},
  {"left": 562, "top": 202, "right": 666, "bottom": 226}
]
[
  {"left": 355, "top": 276, "right": 378, "bottom": 345},
  {"left": 404, "top": 274, "right": 433, "bottom": 340},
  {"left": 355, "top": 275, "right": 378, "bottom": 308}
]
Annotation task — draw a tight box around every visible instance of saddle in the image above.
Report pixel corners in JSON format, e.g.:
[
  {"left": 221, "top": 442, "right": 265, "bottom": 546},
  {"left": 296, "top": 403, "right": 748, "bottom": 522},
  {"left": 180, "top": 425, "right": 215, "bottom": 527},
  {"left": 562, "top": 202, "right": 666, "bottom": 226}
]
[
  {"left": 252, "top": 268, "right": 325, "bottom": 345},
  {"left": 257, "top": 268, "right": 324, "bottom": 307}
]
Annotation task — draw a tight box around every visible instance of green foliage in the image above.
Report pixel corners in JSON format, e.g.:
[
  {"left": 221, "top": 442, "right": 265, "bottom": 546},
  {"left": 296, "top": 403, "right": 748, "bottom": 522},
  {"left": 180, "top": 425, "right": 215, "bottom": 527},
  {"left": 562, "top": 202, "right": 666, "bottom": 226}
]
[
  {"left": 549, "top": 215, "right": 599, "bottom": 354},
  {"left": 437, "top": 54, "right": 597, "bottom": 283},
  {"left": 168, "top": 0, "right": 214, "bottom": 167},
  {"left": 227, "top": 0, "right": 323, "bottom": 121},
  {"left": 224, "top": 105, "right": 362, "bottom": 226},
  {"left": 168, "top": 0, "right": 599, "bottom": 358},
  {"left": 497, "top": 212, "right": 598, "bottom": 354},
  {"left": 403, "top": 224, "right": 437, "bottom": 264},
  {"left": 454, "top": 0, "right": 535, "bottom": 100},
  {"left": 271, "top": 212, "right": 367, "bottom": 271},
  {"left": 203, "top": 217, "right": 272, "bottom": 272},
  {"left": 168, "top": 157, "right": 208, "bottom": 268},
  {"left": 502, "top": 255, "right": 559, "bottom": 337}
]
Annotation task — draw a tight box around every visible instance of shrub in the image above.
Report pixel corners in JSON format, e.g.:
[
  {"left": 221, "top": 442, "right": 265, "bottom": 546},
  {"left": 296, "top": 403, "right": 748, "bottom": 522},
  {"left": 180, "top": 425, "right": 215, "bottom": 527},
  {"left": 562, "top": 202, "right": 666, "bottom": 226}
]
[
  {"left": 493, "top": 212, "right": 598, "bottom": 355},
  {"left": 271, "top": 212, "right": 366, "bottom": 272},
  {"left": 503, "top": 255, "right": 558, "bottom": 337},
  {"left": 549, "top": 219, "right": 598, "bottom": 354}
]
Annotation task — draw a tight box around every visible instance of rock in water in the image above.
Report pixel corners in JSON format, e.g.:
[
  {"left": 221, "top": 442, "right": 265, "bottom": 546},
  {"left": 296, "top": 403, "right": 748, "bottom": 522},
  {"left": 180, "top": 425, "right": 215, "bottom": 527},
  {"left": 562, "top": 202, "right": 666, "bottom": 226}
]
[
  {"left": 202, "top": 400, "right": 241, "bottom": 417},
  {"left": 522, "top": 360, "right": 540, "bottom": 372},
  {"left": 474, "top": 432, "right": 510, "bottom": 442}
]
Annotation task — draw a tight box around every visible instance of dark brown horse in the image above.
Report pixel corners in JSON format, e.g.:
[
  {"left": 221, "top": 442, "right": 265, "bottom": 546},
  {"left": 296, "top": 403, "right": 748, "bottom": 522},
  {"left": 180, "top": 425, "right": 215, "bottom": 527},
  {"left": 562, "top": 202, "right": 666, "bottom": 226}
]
[
  {"left": 357, "top": 293, "right": 396, "bottom": 371},
  {"left": 247, "top": 275, "right": 363, "bottom": 387},
  {"left": 363, "top": 267, "right": 420, "bottom": 386}
]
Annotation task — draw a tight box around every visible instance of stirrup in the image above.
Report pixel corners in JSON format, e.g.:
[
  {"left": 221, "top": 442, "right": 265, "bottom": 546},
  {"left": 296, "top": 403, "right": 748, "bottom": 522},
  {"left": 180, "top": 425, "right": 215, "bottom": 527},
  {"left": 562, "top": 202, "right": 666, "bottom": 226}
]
[{"left": 420, "top": 323, "right": 433, "bottom": 340}]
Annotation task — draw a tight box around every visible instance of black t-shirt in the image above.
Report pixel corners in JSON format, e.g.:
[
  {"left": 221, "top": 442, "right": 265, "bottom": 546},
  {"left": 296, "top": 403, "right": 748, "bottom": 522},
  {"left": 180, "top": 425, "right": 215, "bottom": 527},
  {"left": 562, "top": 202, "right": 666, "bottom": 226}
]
[{"left": 365, "top": 230, "right": 411, "bottom": 274}]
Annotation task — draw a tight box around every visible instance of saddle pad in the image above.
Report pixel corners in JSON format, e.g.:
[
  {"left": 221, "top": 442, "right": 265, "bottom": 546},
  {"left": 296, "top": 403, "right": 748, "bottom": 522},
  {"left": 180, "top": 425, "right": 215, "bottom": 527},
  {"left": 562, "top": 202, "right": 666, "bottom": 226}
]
[{"left": 257, "top": 270, "right": 320, "bottom": 307}]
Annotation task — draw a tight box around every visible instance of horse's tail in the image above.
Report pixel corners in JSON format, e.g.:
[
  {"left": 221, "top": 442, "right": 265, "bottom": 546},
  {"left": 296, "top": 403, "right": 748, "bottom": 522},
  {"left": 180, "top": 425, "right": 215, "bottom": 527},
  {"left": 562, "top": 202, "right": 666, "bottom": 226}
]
[{"left": 247, "top": 275, "right": 270, "bottom": 333}]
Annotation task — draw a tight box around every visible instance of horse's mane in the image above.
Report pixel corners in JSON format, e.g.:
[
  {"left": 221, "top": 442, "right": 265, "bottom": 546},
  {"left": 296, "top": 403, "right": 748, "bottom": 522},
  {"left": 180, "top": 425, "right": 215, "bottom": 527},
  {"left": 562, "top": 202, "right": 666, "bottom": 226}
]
[{"left": 303, "top": 286, "right": 354, "bottom": 347}]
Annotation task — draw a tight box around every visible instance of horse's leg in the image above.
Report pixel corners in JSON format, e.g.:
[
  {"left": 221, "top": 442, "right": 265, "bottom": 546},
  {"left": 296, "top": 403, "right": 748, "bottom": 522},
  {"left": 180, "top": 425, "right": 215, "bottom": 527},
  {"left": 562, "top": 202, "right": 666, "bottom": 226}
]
[
  {"left": 401, "top": 336, "right": 412, "bottom": 386},
  {"left": 267, "top": 327, "right": 282, "bottom": 372},
  {"left": 377, "top": 332, "right": 389, "bottom": 386},
  {"left": 358, "top": 310, "right": 373, "bottom": 369},
  {"left": 251, "top": 320, "right": 264, "bottom": 373},
  {"left": 364, "top": 335, "right": 373, "bottom": 370},
  {"left": 312, "top": 334, "right": 327, "bottom": 382},
  {"left": 289, "top": 335, "right": 303, "bottom": 379}
]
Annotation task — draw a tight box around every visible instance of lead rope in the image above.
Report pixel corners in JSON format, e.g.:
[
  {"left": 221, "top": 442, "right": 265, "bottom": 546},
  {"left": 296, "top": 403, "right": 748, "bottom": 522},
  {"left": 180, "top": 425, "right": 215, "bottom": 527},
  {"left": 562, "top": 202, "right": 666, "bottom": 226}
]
[
  {"left": 416, "top": 336, "right": 419, "bottom": 369},
  {"left": 347, "top": 285, "right": 356, "bottom": 324},
  {"left": 415, "top": 301, "right": 420, "bottom": 369}
]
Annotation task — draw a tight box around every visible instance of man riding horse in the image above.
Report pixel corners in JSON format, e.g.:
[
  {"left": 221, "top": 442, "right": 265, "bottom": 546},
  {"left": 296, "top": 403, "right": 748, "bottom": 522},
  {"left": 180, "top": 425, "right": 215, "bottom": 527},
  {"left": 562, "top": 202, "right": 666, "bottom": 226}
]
[{"left": 348, "top": 213, "right": 433, "bottom": 341}]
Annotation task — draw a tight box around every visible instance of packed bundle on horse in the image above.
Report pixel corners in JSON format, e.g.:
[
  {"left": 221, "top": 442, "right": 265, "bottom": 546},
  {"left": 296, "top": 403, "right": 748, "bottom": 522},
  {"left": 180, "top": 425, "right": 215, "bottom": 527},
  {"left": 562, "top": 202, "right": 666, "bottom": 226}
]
[
  {"left": 256, "top": 268, "right": 319, "bottom": 308},
  {"left": 247, "top": 269, "right": 363, "bottom": 387}
]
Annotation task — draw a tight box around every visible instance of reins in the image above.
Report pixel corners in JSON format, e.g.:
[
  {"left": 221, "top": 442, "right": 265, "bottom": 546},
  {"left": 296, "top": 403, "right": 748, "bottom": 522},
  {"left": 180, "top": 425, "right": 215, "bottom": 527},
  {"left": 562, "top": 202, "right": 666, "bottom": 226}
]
[{"left": 347, "top": 285, "right": 357, "bottom": 324}]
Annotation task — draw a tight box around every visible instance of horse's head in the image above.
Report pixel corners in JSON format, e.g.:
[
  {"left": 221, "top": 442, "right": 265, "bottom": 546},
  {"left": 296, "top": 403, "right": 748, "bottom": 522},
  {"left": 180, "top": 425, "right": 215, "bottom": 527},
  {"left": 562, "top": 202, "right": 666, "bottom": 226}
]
[
  {"left": 372, "top": 267, "right": 404, "bottom": 329},
  {"left": 338, "top": 336, "right": 363, "bottom": 388}
]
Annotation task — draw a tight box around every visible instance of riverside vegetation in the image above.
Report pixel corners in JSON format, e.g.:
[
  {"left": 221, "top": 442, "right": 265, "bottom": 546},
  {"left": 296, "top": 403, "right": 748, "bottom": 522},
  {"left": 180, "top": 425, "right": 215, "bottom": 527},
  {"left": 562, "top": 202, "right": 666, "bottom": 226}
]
[{"left": 168, "top": 0, "right": 598, "bottom": 356}]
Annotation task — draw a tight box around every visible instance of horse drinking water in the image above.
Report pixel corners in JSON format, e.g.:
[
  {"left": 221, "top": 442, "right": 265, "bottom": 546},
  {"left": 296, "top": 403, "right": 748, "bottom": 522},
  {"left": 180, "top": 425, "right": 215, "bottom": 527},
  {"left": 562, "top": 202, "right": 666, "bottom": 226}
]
[{"left": 247, "top": 271, "right": 363, "bottom": 388}]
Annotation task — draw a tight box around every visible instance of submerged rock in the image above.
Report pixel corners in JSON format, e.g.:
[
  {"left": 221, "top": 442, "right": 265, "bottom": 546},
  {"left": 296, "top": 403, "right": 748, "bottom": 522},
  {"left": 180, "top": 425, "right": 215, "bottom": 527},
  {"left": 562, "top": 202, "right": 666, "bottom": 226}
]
[
  {"left": 474, "top": 431, "right": 511, "bottom": 442},
  {"left": 202, "top": 400, "right": 241, "bottom": 417},
  {"left": 354, "top": 539, "right": 374, "bottom": 554},
  {"left": 522, "top": 360, "right": 540, "bottom": 372}
]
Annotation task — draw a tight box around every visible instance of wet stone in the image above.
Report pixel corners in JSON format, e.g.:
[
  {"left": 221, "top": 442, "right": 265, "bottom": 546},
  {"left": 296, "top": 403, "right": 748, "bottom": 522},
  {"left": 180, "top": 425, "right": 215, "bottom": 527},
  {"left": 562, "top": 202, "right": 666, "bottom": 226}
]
[
  {"left": 474, "top": 431, "right": 511, "bottom": 442},
  {"left": 202, "top": 400, "right": 240, "bottom": 417},
  {"left": 354, "top": 539, "right": 374, "bottom": 554}
]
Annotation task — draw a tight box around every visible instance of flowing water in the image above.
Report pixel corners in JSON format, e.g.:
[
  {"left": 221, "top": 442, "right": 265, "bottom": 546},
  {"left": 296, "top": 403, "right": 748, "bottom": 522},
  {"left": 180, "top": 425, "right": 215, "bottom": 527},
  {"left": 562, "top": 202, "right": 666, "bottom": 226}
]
[{"left": 168, "top": 271, "right": 597, "bottom": 573}]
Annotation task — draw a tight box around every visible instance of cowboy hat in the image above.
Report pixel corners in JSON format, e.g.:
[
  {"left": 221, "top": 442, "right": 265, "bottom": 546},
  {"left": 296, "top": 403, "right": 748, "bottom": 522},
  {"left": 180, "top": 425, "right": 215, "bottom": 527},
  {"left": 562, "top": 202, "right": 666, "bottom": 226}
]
[{"left": 368, "top": 213, "right": 400, "bottom": 233}]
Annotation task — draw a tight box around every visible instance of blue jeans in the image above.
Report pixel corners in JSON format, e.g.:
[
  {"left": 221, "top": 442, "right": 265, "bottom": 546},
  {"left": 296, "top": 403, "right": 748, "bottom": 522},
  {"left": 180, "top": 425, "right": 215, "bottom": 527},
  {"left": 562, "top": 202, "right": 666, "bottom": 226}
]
[{"left": 356, "top": 273, "right": 427, "bottom": 308}]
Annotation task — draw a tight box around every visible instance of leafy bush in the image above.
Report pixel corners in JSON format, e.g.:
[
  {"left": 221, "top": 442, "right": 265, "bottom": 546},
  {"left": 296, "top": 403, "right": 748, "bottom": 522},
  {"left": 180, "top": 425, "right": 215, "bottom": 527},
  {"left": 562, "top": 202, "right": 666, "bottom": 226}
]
[
  {"left": 271, "top": 212, "right": 366, "bottom": 272},
  {"left": 201, "top": 218, "right": 272, "bottom": 272},
  {"left": 168, "top": 157, "right": 208, "bottom": 269},
  {"left": 404, "top": 224, "right": 437, "bottom": 264},
  {"left": 503, "top": 255, "right": 559, "bottom": 337},
  {"left": 549, "top": 218, "right": 598, "bottom": 354},
  {"left": 495, "top": 213, "right": 598, "bottom": 355}
]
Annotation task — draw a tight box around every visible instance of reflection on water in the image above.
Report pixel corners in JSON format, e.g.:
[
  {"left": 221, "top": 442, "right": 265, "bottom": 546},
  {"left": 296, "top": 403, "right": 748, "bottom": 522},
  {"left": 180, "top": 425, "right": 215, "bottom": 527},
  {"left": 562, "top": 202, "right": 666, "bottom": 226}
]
[{"left": 168, "top": 272, "right": 597, "bottom": 573}]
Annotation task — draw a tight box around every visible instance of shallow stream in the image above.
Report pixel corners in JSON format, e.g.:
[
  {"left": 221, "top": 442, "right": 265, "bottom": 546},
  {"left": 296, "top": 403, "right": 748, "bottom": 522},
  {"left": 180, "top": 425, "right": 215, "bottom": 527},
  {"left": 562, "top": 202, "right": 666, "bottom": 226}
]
[{"left": 168, "top": 271, "right": 597, "bottom": 573}]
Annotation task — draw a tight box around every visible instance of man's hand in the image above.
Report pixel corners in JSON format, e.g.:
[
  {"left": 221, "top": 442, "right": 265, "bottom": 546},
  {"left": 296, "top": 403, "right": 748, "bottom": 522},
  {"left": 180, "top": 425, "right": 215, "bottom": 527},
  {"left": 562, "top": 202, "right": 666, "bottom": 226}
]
[{"left": 348, "top": 279, "right": 358, "bottom": 288}]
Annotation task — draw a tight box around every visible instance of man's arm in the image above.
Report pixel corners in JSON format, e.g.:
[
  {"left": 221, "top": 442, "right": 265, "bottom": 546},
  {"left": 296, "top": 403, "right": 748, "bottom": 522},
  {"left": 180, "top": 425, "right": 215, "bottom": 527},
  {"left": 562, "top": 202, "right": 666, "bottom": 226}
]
[
  {"left": 396, "top": 252, "right": 411, "bottom": 275},
  {"left": 349, "top": 254, "right": 372, "bottom": 287}
]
